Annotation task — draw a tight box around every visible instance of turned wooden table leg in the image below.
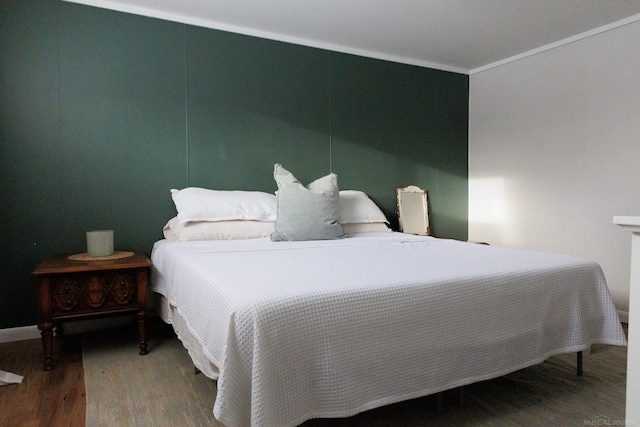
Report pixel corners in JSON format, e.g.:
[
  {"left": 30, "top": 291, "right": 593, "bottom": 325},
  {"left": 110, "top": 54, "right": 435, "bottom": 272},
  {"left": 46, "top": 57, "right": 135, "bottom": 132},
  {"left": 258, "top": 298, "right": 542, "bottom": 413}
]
[
  {"left": 39, "top": 321, "right": 54, "bottom": 371},
  {"left": 136, "top": 267, "right": 149, "bottom": 355},
  {"left": 137, "top": 310, "right": 148, "bottom": 355},
  {"left": 37, "top": 275, "right": 54, "bottom": 370}
]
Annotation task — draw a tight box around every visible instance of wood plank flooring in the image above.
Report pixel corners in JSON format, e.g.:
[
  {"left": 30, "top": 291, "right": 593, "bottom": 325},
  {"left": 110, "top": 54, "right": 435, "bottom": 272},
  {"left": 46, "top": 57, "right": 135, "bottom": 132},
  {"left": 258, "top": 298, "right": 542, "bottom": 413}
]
[{"left": 0, "top": 334, "right": 85, "bottom": 427}]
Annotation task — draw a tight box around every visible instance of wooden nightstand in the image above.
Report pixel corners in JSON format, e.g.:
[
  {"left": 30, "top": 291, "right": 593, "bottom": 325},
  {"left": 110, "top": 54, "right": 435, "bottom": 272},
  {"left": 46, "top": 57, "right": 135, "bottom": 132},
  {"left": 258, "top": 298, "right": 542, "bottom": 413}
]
[{"left": 32, "top": 251, "right": 152, "bottom": 370}]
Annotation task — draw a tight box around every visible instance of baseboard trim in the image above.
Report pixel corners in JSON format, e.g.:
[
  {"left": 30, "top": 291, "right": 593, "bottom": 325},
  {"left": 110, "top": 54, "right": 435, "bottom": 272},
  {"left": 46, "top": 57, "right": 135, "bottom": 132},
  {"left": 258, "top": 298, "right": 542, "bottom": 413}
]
[
  {"left": 0, "top": 325, "right": 41, "bottom": 343},
  {"left": 0, "top": 315, "right": 134, "bottom": 343}
]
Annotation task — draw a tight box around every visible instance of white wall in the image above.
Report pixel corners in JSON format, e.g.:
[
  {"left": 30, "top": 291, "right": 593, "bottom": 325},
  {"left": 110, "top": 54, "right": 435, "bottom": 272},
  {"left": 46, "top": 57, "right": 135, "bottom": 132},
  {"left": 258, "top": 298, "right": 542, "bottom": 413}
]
[{"left": 469, "top": 21, "right": 640, "bottom": 314}]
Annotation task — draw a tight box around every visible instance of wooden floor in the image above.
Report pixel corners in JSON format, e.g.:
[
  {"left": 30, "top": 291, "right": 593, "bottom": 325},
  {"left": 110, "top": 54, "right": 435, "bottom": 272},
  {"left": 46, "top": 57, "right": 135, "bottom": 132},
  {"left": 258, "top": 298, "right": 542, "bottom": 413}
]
[
  {"left": 0, "top": 324, "right": 629, "bottom": 427},
  {"left": 0, "top": 334, "right": 85, "bottom": 427}
]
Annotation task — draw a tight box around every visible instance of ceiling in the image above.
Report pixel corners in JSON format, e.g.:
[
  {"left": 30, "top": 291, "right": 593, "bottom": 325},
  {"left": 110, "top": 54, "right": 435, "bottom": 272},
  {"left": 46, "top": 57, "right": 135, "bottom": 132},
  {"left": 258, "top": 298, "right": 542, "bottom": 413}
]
[{"left": 64, "top": 0, "right": 640, "bottom": 74}]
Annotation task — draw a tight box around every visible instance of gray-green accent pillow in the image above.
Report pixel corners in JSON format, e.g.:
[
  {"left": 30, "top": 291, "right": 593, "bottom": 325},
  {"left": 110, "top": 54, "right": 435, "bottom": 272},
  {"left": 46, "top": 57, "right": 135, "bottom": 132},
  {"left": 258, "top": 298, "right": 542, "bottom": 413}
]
[{"left": 271, "top": 164, "right": 345, "bottom": 241}]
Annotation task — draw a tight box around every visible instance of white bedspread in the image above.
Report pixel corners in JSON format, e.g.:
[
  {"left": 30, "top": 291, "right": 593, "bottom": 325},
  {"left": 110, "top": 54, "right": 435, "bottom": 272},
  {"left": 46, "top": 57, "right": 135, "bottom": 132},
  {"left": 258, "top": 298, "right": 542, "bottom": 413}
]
[{"left": 150, "top": 233, "right": 626, "bottom": 427}]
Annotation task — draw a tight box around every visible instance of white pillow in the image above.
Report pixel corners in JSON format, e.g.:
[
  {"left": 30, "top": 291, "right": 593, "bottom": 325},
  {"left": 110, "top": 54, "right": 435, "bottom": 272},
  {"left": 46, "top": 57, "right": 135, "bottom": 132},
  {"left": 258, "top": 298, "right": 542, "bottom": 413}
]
[
  {"left": 339, "top": 190, "right": 388, "bottom": 224},
  {"left": 170, "top": 187, "right": 277, "bottom": 223},
  {"left": 163, "top": 217, "right": 275, "bottom": 241},
  {"left": 341, "top": 222, "right": 391, "bottom": 234},
  {"left": 271, "top": 164, "right": 344, "bottom": 241}
]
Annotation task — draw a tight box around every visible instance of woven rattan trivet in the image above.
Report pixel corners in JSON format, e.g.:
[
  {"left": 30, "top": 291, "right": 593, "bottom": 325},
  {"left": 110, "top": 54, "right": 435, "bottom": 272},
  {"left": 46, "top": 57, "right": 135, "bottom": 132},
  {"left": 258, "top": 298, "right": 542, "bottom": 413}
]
[{"left": 68, "top": 251, "right": 135, "bottom": 262}]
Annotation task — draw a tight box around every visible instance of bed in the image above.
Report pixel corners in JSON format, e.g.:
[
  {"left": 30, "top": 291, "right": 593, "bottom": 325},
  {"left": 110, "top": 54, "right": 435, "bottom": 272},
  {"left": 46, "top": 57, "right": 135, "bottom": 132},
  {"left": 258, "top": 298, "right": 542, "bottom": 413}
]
[{"left": 150, "top": 168, "right": 626, "bottom": 427}]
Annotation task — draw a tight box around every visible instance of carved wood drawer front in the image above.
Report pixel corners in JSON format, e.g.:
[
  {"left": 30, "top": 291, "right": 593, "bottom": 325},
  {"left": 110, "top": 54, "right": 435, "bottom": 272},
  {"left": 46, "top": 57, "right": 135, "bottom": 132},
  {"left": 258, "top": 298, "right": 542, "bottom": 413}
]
[
  {"left": 111, "top": 272, "right": 136, "bottom": 305},
  {"left": 51, "top": 269, "right": 137, "bottom": 316}
]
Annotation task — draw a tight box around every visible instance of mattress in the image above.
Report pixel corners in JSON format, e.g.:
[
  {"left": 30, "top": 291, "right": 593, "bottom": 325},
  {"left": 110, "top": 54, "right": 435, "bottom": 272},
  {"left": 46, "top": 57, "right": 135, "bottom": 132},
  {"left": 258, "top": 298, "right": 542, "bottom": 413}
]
[{"left": 150, "top": 232, "right": 626, "bottom": 427}]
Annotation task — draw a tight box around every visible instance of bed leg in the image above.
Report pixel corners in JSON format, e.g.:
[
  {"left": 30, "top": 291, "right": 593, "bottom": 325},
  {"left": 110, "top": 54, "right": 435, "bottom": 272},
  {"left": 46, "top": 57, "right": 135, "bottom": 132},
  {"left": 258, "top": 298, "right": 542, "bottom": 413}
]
[
  {"left": 577, "top": 351, "right": 583, "bottom": 376},
  {"left": 194, "top": 366, "right": 201, "bottom": 375},
  {"left": 435, "top": 392, "right": 444, "bottom": 414},
  {"left": 457, "top": 386, "right": 465, "bottom": 407}
]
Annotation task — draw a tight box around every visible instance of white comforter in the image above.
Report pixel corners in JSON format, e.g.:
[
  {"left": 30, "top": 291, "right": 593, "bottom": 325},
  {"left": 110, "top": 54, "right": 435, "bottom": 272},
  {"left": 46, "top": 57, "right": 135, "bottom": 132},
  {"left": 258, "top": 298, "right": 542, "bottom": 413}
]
[{"left": 150, "top": 233, "right": 626, "bottom": 427}]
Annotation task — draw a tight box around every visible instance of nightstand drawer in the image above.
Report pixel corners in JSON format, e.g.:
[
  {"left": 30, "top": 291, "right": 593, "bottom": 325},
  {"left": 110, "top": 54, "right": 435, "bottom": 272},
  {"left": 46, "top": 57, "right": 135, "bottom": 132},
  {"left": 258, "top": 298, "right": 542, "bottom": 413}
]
[{"left": 51, "top": 270, "right": 138, "bottom": 316}]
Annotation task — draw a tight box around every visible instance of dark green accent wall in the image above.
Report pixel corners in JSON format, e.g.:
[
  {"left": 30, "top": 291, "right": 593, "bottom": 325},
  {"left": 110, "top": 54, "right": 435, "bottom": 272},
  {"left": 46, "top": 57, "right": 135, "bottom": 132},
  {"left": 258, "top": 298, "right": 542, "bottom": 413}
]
[{"left": 0, "top": 0, "right": 468, "bottom": 328}]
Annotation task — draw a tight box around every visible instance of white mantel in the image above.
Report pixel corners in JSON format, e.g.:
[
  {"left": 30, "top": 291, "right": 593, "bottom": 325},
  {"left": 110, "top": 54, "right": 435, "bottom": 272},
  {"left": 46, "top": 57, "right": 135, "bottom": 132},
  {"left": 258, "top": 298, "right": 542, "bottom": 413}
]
[{"left": 613, "top": 216, "right": 639, "bottom": 425}]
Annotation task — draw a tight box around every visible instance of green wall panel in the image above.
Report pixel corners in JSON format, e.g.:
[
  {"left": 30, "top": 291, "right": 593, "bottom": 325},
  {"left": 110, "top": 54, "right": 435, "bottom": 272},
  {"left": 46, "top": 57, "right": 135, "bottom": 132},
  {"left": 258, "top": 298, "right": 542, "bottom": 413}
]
[
  {"left": 0, "top": 1, "right": 186, "bottom": 327},
  {"left": 331, "top": 54, "right": 468, "bottom": 236},
  {"left": 57, "top": 4, "right": 186, "bottom": 252},
  {"left": 0, "top": 0, "right": 61, "bottom": 328},
  {"left": 186, "top": 28, "right": 332, "bottom": 191},
  {"left": 0, "top": 0, "right": 468, "bottom": 328}
]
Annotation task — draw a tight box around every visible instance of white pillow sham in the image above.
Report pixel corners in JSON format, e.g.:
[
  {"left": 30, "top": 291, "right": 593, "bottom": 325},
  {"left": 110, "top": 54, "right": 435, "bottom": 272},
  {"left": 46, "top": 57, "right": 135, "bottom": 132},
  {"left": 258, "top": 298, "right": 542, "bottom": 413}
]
[
  {"left": 339, "top": 190, "right": 389, "bottom": 224},
  {"left": 162, "top": 217, "right": 388, "bottom": 241},
  {"left": 163, "top": 217, "right": 275, "bottom": 241},
  {"left": 171, "top": 187, "right": 277, "bottom": 223}
]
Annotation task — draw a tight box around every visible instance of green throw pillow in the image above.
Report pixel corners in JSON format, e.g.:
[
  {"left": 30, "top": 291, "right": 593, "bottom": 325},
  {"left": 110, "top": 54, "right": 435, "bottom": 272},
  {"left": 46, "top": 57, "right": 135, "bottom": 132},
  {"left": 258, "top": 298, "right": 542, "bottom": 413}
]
[{"left": 271, "top": 164, "right": 345, "bottom": 241}]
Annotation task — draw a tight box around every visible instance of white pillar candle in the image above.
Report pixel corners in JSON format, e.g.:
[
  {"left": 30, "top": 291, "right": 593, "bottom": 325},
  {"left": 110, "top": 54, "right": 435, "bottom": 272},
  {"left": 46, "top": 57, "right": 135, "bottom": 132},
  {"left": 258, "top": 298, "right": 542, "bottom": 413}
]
[{"left": 86, "top": 230, "right": 114, "bottom": 257}]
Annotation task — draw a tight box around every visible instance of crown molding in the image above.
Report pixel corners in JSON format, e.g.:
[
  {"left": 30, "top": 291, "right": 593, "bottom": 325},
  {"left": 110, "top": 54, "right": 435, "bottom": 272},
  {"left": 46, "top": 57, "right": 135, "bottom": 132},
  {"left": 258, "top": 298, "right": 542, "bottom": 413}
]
[{"left": 471, "top": 13, "right": 640, "bottom": 74}]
